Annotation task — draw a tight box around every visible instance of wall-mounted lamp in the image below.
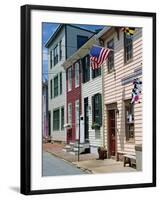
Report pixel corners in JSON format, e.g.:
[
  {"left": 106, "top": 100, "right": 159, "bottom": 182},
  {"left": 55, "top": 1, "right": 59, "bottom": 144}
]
[{"left": 116, "top": 109, "right": 119, "bottom": 115}]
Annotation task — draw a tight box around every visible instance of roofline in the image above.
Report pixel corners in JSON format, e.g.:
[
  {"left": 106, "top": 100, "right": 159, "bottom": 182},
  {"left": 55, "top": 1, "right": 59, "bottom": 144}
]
[
  {"left": 45, "top": 24, "right": 64, "bottom": 48},
  {"left": 62, "top": 26, "right": 111, "bottom": 68},
  {"left": 45, "top": 24, "right": 96, "bottom": 48}
]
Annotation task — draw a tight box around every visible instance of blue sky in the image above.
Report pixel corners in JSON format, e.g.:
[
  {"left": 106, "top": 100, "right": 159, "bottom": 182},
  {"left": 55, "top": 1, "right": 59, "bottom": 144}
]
[{"left": 42, "top": 23, "right": 105, "bottom": 80}]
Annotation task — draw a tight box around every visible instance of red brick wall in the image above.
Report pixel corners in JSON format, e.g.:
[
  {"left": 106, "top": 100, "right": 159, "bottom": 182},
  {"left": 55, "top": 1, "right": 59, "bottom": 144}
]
[{"left": 66, "top": 62, "right": 82, "bottom": 142}]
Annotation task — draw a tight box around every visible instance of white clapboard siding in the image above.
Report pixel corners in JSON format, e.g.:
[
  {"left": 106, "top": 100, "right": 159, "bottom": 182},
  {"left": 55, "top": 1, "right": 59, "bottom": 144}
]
[
  {"left": 82, "top": 70, "right": 103, "bottom": 153},
  {"left": 103, "top": 28, "right": 142, "bottom": 155}
]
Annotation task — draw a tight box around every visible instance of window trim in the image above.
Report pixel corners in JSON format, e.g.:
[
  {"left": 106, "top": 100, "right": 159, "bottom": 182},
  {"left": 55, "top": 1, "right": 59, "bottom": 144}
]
[
  {"left": 68, "top": 103, "right": 72, "bottom": 126},
  {"left": 68, "top": 67, "right": 72, "bottom": 92},
  {"left": 107, "top": 38, "right": 114, "bottom": 73},
  {"left": 54, "top": 75, "right": 59, "bottom": 98},
  {"left": 82, "top": 55, "right": 90, "bottom": 83},
  {"left": 77, "top": 35, "right": 88, "bottom": 49},
  {"left": 124, "top": 33, "right": 133, "bottom": 64},
  {"left": 75, "top": 62, "right": 80, "bottom": 88},
  {"left": 53, "top": 108, "right": 60, "bottom": 131},
  {"left": 53, "top": 44, "right": 58, "bottom": 66},
  {"left": 92, "top": 93, "right": 102, "bottom": 127},
  {"left": 124, "top": 99, "right": 135, "bottom": 143},
  {"left": 61, "top": 107, "right": 64, "bottom": 130}
]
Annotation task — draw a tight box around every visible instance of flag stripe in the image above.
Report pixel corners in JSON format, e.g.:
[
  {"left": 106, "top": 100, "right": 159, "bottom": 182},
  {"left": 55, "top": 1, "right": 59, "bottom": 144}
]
[{"left": 90, "top": 45, "right": 111, "bottom": 70}]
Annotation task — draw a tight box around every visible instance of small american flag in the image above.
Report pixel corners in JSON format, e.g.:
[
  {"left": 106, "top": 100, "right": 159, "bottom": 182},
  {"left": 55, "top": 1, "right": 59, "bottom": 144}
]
[{"left": 90, "top": 45, "right": 111, "bottom": 69}]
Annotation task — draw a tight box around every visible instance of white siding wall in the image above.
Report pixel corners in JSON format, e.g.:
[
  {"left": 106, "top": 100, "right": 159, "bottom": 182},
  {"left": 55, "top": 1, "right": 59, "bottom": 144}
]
[
  {"left": 103, "top": 28, "right": 142, "bottom": 155},
  {"left": 48, "top": 28, "right": 67, "bottom": 142},
  {"left": 82, "top": 68, "right": 103, "bottom": 154}
]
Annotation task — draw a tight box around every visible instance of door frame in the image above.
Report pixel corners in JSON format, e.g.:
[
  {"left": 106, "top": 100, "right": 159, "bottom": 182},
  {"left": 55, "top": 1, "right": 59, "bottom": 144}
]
[
  {"left": 106, "top": 103, "right": 117, "bottom": 158},
  {"left": 84, "top": 97, "right": 89, "bottom": 141}
]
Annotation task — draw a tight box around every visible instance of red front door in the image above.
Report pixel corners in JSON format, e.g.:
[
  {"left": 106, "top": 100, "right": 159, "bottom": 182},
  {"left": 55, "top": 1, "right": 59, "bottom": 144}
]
[{"left": 108, "top": 110, "right": 116, "bottom": 157}]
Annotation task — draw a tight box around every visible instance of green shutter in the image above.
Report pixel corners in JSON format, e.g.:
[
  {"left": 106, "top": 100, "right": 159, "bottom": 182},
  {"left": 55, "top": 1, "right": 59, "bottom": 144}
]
[{"left": 99, "top": 94, "right": 102, "bottom": 126}]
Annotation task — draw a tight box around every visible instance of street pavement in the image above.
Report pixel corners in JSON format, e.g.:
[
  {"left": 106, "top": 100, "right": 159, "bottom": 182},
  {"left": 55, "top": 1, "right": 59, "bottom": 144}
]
[
  {"left": 43, "top": 143, "right": 138, "bottom": 175},
  {"left": 42, "top": 151, "right": 88, "bottom": 176}
]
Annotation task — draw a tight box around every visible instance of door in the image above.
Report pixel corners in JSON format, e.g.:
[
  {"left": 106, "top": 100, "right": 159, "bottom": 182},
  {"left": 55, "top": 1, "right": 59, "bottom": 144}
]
[
  {"left": 48, "top": 111, "right": 51, "bottom": 137},
  {"left": 84, "top": 97, "right": 89, "bottom": 140},
  {"left": 75, "top": 100, "right": 80, "bottom": 140},
  {"left": 108, "top": 110, "right": 116, "bottom": 157}
]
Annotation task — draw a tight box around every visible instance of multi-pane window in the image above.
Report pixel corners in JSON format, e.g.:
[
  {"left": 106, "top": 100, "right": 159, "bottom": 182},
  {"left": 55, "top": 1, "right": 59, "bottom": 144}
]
[
  {"left": 68, "top": 103, "right": 72, "bottom": 125},
  {"left": 75, "top": 62, "right": 80, "bottom": 87},
  {"left": 125, "top": 100, "right": 134, "bottom": 142},
  {"left": 68, "top": 67, "right": 72, "bottom": 91},
  {"left": 59, "top": 40, "right": 62, "bottom": 61},
  {"left": 92, "top": 93, "right": 102, "bottom": 127},
  {"left": 75, "top": 100, "right": 80, "bottom": 124},
  {"left": 50, "top": 50, "right": 53, "bottom": 69},
  {"left": 53, "top": 109, "right": 60, "bottom": 131},
  {"left": 59, "top": 72, "right": 62, "bottom": 94},
  {"left": 77, "top": 35, "right": 88, "bottom": 49},
  {"left": 107, "top": 39, "right": 114, "bottom": 72},
  {"left": 124, "top": 33, "right": 133, "bottom": 63},
  {"left": 54, "top": 45, "right": 58, "bottom": 65},
  {"left": 50, "top": 79, "right": 52, "bottom": 99},
  {"left": 92, "top": 68, "right": 101, "bottom": 79},
  {"left": 82, "top": 55, "right": 90, "bottom": 83},
  {"left": 61, "top": 107, "right": 64, "bottom": 130},
  {"left": 54, "top": 75, "right": 58, "bottom": 97}
]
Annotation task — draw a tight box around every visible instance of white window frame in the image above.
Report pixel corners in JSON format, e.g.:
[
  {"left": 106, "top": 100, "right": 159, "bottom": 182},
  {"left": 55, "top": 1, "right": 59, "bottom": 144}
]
[
  {"left": 68, "top": 103, "right": 72, "bottom": 126},
  {"left": 68, "top": 67, "right": 72, "bottom": 91},
  {"left": 75, "top": 100, "right": 80, "bottom": 124},
  {"left": 75, "top": 62, "right": 80, "bottom": 88}
]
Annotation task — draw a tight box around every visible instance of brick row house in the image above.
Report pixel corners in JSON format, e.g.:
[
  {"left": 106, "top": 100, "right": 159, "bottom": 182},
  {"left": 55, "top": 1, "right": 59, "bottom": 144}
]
[
  {"left": 46, "top": 24, "right": 142, "bottom": 163},
  {"left": 62, "top": 26, "right": 142, "bottom": 160},
  {"left": 45, "top": 24, "right": 94, "bottom": 143}
]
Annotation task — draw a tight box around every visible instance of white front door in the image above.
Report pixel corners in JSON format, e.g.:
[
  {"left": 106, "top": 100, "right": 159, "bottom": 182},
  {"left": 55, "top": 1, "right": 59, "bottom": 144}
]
[{"left": 75, "top": 100, "right": 79, "bottom": 140}]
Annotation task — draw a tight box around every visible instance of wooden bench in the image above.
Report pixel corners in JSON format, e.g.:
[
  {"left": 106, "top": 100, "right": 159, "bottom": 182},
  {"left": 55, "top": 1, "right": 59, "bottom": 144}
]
[
  {"left": 123, "top": 154, "right": 136, "bottom": 167},
  {"left": 117, "top": 151, "right": 126, "bottom": 161}
]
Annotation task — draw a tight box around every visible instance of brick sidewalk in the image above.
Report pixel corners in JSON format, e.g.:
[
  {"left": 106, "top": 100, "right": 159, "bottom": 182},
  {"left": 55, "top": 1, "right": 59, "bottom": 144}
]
[{"left": 43, "top": 142, "right": 98, "bottom": 163}]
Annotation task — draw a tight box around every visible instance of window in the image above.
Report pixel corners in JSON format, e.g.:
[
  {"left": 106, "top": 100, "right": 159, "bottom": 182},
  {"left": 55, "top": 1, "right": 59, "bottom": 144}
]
[
  {"left": 124, "top": 33, "right": 133, "bottom": 63},
  {"left": 54, "top": 75, "right": 58, "bottom": 97},
  {"left": 61, "top": 107, "right": 64, "bottom": 130},
  {"left": 68, "top": 67, "right": 72, "bottom": 91},
  {"left": 59, "top": 40, "right": 62, "bottom": 61},
  {"left": 82, "top": 55, "right": 90, "bottom": 83},
  {"left": 92, "top": 93, "right": 102, "bottom": 127},
  {"left": 77, "top": 35, "right": 88, "bottom": 49},
  {"left": 92, "top": 68, "right": 101, "bottom": 79},
  {"left": 54, "top": 45, "right": 58, "bottom": 65},
  {"left": 75, "top": 62, "right": 80, "bottom": 87},
  {"left": 75, "top": 100, "right": 80, "bottom": 124},
  {"left": 125, "top": 100, "right": 134, "bottom": 142},
  {"left": 68, "top": 103, "right": 72, "bottom": 125},
  {"left": 107, "top": 39, "right": 114, "bottom": 72},
  {"left": 53, "top": 109, "right": 60, "bottom": 131},
  {"left": 50, "top": 50, "right": 53, "bottom": 69},
  {"left": 59, "top": 72, "right": 62, "bottom": 94},
  {"left": 50, "top": 79, "right": 52, "bottom": 99}
]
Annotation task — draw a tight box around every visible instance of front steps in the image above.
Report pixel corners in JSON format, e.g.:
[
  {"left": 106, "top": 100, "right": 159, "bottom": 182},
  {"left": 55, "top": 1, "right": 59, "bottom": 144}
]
[{"left": 63, "top": 141, "right": 90, "bottom": 155}]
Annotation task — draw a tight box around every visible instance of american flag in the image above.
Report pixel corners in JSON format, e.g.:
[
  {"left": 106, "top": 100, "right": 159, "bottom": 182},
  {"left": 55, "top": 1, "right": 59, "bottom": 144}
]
[{"left": 90, "top": 45, "right": 111, "bottom": 69}]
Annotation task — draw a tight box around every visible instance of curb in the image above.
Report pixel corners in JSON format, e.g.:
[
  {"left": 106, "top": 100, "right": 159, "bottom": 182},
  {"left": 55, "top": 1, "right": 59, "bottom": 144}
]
[{"left": 44, "top": 150, "right": 91, "bottom": 174}]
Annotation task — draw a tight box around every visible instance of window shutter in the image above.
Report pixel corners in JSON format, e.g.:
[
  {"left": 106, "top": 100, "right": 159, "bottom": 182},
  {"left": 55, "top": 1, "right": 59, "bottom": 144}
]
[{"left": 99, "top": 94, "right": 102, "bottom": 126}]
